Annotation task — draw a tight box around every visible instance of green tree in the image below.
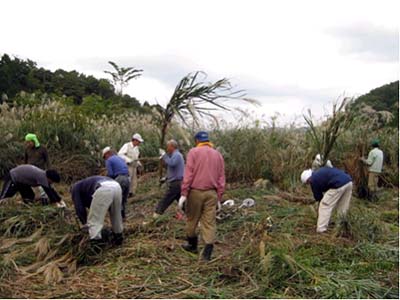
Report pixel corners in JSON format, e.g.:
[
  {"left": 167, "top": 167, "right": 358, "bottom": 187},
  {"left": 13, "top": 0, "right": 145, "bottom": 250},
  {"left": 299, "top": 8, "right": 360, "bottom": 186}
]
[
  {"left": 154, "top": 71, "right": 256, "bottom": 177},
  {"left": 104, "top": 61, "right": 143, "bottom": 95}
]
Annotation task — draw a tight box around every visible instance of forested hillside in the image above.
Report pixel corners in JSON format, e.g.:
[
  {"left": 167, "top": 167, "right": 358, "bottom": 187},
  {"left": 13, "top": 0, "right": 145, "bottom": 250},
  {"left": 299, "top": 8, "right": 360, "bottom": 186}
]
[
  {"left": 352, "top": 81, "right": 399, "bottom": 127},
  {"left": 0, "top": 54, "right": 149, "bottom": 115}
]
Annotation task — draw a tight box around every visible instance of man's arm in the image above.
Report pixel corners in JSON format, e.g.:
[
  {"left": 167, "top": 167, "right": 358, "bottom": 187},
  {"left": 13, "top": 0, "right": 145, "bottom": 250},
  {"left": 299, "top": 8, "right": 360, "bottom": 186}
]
[
  {"left": 216, "top": 155, "right": 226, "bottom": 201},
  {"left": 105, "top": 160, "right": 115, "bottom": 178},
  {"left": 71, "top": 185, "right": 87, "bottom": 224},
  {"left": 24, "top": 149, "right": 28, "bottom": 164},
  {"left": 311, "top": 183, "right": 323, "bottom": 202},
  {"left": 364, "top": 151, "right": 376, "bottom": 166},
  {"left": 41, "top": 186, "right": 61, "bottom": 203},
  {"left": 163, "top": 152, "right": 179, "bottom": 167},
  {"left": 181, "top": 150, "right": 195, "bottom": 197},
  {"left": 118, "top": 144, "right": 132, "bottom": 164}
]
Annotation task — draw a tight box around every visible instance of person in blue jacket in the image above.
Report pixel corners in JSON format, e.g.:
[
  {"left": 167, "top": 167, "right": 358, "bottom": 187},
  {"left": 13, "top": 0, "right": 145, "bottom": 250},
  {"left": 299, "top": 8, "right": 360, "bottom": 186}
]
[
  {"left": 301, "top": 167, "right": 353, "bottom": 233},
  {"left": 102, "top": 147, "right": 130, "bottom": 219}
]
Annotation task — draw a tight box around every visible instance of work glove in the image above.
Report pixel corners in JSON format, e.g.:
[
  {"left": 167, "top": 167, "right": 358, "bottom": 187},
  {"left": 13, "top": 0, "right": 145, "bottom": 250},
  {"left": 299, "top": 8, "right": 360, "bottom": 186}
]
[
  {"left": 56, "top": 200, "right": 67, "bottom": 208},
  {"left": 80, "top": 224, "right": 89, "bottom": 233},
  {"left": 217, "top": 201, "right": 222, "bottom": 212},
  {"left": 178, "top": 196, "right": 187, "bottom": 211},
  {"left": 159, "top": 148, "right": 166, "bottom": 159}
]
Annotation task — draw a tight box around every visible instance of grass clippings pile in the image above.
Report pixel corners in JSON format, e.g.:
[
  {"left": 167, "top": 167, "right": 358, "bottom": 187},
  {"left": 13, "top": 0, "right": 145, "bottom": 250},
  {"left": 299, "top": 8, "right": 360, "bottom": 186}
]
[{"left": 0, "top": 176, "right": 398, "bottom": 298}]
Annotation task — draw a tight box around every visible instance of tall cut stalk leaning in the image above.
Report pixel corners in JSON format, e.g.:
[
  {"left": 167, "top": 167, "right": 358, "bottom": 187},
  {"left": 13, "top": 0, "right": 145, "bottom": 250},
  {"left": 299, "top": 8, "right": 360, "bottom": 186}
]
[
  {"left": 304, "top": 97, "right": 354, "bottom": 165},
  {"left": 154, "top": 71, "right": 256, "bottom": 178}
]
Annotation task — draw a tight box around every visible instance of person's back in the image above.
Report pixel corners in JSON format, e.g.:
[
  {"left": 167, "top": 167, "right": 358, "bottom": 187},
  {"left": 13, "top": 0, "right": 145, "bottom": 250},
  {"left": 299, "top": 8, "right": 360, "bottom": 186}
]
[
  {"left": 310, "top": 167, "right": 352, "bottom": 201},
  {"left": 182, "top": 145, "right": 225, "bottom": 197},
  {"left": 106, "top": 155, "right": 129, "bottom": 178},
  {"left": 10, "top": 164, "right": 49, "bottom": 187},
  {"left": 367, "top": 147, "right": 384, "bottom": 173}
]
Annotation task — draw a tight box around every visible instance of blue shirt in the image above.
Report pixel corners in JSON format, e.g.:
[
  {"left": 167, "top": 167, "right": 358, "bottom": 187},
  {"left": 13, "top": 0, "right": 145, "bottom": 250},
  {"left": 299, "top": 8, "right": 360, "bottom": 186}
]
[
  {"left": 106, "top": 155, "right": 129, "bottom": 179},
  {"left": 310, "top": 167, "right": 352, "bottom": 201},
  {"left": 163, "top": 149, "right": 184, "bottom": 182}
]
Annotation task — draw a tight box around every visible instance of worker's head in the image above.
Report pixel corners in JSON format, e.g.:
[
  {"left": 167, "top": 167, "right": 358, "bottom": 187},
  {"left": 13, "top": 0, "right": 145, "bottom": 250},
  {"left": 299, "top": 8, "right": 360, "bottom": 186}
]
[
  {"left": 194, "top": 131, "right": 209, "bottom": 145},
  {"left": 25, "top": 133, "right": 40, "bottom": 149},
  {"left": 46, "top": 169, "right": 61, "bottom": 184},
  {"left": 300, "top": 169, "right": 313, "bottom": 184},
  {"left": 371, "top": 139, "right": 380, "bottom": 148},
  {"left": 166, "top": 139, "right": 178, "bottom": 154},
  {"left": 131, "top": 133, "right": 144, "bottom": 146},
  {"left": 102, "top": 146, "right": 113, "bottom": 160}
]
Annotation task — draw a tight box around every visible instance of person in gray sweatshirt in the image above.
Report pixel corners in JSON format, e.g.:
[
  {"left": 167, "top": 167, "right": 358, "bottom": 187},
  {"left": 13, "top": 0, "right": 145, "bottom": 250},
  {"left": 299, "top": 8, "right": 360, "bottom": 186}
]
[{"left": 0, "top": 164, "right": 62, "bottom": 204}]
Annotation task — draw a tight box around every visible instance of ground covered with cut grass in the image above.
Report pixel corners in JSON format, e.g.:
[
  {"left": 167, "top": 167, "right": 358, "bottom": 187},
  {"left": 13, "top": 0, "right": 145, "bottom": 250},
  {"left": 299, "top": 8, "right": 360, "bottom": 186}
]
[{"left": 0, "top": 175, "right": 398, "bottom": 298}]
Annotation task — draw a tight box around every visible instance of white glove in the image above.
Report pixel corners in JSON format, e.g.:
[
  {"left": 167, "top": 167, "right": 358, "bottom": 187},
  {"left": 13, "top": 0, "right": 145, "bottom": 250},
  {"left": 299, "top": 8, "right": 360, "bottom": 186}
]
[
  {"left": 217, "top": 201, "right": 222, "bottom": 212},
  {"left": 159, "top": 148, "right": 166, "bottom": 157},
  {"left": 178, "top": 196, "right": 187, "bottom": 210},
  {"left": 56, "top": 200, "right": 66, "bottom": 208}
]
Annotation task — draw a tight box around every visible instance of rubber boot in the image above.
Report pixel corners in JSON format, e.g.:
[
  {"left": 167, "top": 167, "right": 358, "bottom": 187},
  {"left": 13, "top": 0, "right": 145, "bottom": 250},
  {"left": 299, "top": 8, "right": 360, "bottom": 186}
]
[
  {"left": 113, "top": 233, "right": 124, "bottom": 246},
  {"left": 182, "top": 236, "right": 198, "bottom": 253},
  {"left": 202, "top": 244, "right": 214, "bottom": 261}
]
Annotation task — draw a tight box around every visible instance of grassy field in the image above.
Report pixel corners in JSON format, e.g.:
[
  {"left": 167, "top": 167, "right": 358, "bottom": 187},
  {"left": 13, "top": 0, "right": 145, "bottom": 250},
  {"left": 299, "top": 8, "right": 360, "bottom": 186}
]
[{"left": 0, "top": 173, "right": 398, "bottom": 299}]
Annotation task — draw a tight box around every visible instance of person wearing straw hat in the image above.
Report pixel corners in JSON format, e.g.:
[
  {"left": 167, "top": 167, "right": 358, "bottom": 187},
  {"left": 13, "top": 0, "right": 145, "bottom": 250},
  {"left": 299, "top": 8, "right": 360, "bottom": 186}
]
[
  {"left": 360, "top": 138, "right": 384, "bottom": 201},
  {"left": 102, "top": 146, "right": 130, "bottom": 220},
  {"left": 178, "top": 131, "right": 225, "bottom": 261},
  {"left": 301, "top": 167, "right": 353, "bottom": 233},
  {"left": 118, "top": 133, "right": 144, "bottom": 197}
]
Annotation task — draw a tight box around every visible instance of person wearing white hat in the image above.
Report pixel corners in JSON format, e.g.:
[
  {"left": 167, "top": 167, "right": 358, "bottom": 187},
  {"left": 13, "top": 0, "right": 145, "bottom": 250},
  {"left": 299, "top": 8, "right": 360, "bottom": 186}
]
[
  {"left": 301, "top": 167, "right": 353, "bottom": 233},
  {"left": 118, "top": 133, "right": 144, "bottom": 197}
]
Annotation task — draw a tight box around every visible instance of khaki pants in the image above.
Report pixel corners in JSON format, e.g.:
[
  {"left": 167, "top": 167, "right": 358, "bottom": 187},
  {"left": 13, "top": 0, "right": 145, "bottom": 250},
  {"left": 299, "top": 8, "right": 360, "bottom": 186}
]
[
  {"left": 128, "top": 162, "right": 138, "bottom": 194},
  {"left": 368, "top": 172, "right": 380, "bottom": 193},
  {"left": 186, "top": 189, "right": 217, "bottom": 244},
  {"left": 317, "top": 182, "right": 353, "bottom": 233},
  {"left": 87, "top": 182, "right": 123, "bottom": 240}
]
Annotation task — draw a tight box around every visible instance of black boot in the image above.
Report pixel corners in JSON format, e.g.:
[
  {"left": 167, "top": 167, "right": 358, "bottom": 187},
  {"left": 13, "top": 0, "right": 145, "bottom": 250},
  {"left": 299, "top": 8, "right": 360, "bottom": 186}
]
[
  {"left": 182, "top": 236, "right": 198, "bottom": 253},
  {"left": 202, "top": 244, "right": 214, "bottom": 261},
  {"left": 113, "top": 233, "right": 124, "bottom": 246}
]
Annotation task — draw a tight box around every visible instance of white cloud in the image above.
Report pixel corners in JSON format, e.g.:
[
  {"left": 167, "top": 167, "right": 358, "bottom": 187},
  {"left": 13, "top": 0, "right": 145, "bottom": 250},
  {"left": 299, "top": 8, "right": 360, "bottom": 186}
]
[{"left": 0, "top": 0, "right": 398, "bottom": 123}]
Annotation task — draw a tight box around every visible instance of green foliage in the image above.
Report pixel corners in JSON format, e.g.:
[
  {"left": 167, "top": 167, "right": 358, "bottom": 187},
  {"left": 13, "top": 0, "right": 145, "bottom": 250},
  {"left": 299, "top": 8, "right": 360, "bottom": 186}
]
[{"left": 352, "top": 81, "right": 399, "bottom": 127}]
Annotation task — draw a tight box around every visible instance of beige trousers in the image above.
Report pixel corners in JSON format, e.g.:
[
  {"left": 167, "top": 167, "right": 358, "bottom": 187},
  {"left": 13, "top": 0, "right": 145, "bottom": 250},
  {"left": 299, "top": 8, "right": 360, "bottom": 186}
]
[
  {"left": 368, "top": 172, "right": 379, "bottom": 193},
  {"left": 87, "top": 182, "right": 123, "bottom": 240},
  {"left": 317, "top": 182, "right": 353, "bottom": 233},
  {"left": 128, "top": 162, "right": 138, "bottom": 194},
  {"left": 186, "top": 189, "right": 217, "bottom": 244}
]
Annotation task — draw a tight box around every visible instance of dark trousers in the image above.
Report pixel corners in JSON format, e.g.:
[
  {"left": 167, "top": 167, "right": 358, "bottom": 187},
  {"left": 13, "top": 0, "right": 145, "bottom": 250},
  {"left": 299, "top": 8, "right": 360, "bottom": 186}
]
[
  {"left": 155, "top": 180, "right": 182, "bottom": 214},
  {"left": 114, "top": 174, "right": 130, "bottom": 219},
  {"left": 0, "top": 172, "right": 35, "bottom": 202}
]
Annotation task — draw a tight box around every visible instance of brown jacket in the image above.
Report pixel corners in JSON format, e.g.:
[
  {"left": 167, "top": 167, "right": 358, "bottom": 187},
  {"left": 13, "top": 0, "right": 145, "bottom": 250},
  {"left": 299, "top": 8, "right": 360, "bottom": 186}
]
[{"left": 24, "top": 145, "right": 50, "bottom": 170}]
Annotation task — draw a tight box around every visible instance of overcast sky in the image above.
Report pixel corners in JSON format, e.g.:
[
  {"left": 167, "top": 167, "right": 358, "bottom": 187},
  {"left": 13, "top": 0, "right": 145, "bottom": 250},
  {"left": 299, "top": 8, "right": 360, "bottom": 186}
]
[{"left": 1, "top": 0, "right": 398, "bottom": 125}]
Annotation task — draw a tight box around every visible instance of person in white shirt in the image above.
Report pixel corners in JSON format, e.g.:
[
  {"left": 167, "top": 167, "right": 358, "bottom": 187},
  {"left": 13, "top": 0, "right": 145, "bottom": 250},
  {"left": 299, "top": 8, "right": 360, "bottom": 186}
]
[
  {"left": 118, "top": 133, "right": 144, "bottom": 197},
  {"left": 360, "top": 139, "right": 384, "bottom": 201}
]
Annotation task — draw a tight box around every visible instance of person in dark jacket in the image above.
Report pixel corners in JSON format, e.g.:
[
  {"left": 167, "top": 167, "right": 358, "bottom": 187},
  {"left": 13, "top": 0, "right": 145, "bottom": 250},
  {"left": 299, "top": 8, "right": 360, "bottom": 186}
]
[
  {"left": 24, "top": 133, "right": 50, "bottom": 170},
  {"left": 71, "top": 176, "right": 123, "bottom": 245},
  {"left": 301, "top": 167, "right": 353, "bottom": 233},
  {"left": 0, "top": 165, "right": 62, "bottom": 204},
  {"left": 102, "top": 147, "right": 130, "bottom": 220}
]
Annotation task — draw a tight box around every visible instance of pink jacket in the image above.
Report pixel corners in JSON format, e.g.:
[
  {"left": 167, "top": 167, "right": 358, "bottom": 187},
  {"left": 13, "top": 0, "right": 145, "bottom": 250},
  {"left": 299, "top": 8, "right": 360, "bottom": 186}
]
[{"left": 181, "top": 145, "right": 225, "bottom": 200}]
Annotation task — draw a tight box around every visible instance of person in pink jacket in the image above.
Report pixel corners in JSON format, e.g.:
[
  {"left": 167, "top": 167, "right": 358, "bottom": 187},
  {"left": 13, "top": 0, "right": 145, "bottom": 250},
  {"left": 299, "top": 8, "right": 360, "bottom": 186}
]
[{"left": 178, "top": 131, "right": 225, "bottom": 261}]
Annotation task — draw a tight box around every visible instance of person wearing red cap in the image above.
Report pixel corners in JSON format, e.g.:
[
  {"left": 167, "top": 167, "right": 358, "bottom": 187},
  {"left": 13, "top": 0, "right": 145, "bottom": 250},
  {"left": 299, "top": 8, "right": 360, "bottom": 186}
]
[{"left": 178, "top": 131, "right": 225, "bottom": 261}]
